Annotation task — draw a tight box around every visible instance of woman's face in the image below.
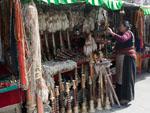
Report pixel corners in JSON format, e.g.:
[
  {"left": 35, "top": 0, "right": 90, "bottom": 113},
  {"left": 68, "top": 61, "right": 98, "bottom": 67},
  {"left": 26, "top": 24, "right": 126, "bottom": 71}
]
[{"left": 119, "top": 24, "right": 127, "bottom": 33}]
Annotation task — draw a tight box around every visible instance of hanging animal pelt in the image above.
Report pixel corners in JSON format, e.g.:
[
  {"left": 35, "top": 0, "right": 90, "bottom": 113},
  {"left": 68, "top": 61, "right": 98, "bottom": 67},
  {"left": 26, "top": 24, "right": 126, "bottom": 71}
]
[
  {"left": 14, "top": 0, "right": 28, "bottom": 89},
  {"left": 22, "top": 2, "right": 48, "bottom": 103}
]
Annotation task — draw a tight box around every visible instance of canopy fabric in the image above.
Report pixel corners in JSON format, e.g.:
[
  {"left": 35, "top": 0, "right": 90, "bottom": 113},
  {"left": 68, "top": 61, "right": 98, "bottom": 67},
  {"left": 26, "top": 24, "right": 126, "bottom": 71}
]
[
  {"left": 36, "top": 0, "right": 123, "bottom": 10},
  {"left": 85, "top": 0, "right": 123, "bottom": 10},
  {"left": 141, "top": 6, "right": 150, "bottom": 15},
  {"left": 37, "top": 0, "right": 78, "bottom": 5},
  {"left": 85, "top": 0, "right": 103, "bottom": 6},
  {"left": 103, "top": 0, "right": 122, "bottom": 10}
]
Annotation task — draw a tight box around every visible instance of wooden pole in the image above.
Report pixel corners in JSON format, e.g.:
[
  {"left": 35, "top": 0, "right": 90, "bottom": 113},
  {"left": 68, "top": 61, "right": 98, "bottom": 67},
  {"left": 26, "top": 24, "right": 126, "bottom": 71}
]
[
  {"left": 26, "top": 89, "right": 36, "bottom": 113},
  {"left": 37, "top": 94, "right": 44, "bottom": 113}
]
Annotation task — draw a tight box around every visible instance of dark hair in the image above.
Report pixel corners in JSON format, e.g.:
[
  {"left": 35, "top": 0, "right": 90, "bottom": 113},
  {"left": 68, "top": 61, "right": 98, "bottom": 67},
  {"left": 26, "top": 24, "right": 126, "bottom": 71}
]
[{"left": 122, "top": 21, "right": 132, "bottom": 30}]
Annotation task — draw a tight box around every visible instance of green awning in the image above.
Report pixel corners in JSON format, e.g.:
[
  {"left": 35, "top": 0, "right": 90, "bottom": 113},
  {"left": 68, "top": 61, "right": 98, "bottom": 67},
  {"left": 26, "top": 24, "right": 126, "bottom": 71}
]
[
  {"left": 37, "top": 0, "right": 79, "bottom": 5},
  {"left": 21, "top": 0, "right": 80, "bottom": 4},
  {"left": 21, "top": 0, "right": 123, "bottom": 10},
  {"left": 104, "top": 0, "right": 122, "bottom": 10},
  {"left": 86, "top": 0, "right": 123, "bottom": 10},
  {"left": 85, "top": 0, "right": 103, "bottom": 6},
  {"left": 141, "top": 6, "right": 150, "bottom": 15}
]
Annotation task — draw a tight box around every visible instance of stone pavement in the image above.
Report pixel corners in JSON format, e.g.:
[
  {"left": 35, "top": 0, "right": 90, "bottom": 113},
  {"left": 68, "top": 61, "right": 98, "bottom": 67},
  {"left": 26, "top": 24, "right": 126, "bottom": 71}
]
[{"left": 95, "top": 73, "right": 150, "bottom": 113}]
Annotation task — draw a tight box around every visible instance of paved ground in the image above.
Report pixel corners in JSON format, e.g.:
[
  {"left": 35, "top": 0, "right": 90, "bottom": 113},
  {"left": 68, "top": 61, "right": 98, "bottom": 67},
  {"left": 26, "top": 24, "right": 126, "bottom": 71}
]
[{"left": 96, "top": 73, "right": 150, "bottom": 113}]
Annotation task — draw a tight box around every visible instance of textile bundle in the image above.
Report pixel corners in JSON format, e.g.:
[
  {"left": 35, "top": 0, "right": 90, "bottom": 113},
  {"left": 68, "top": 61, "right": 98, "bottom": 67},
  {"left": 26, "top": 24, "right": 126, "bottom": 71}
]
[
  {"left": 22, "top": 1, "right": 48, "bottom": 104},
  {"left": 83, "top": 34, "right": 97, "bottom": 56},
  {"left": 42, "top": 60, "right": 77, "bottom": 89},
  {"left": 134, "top": 10, "right": 144, "bottom": 48},
  {"left": 38, "top": 12, "right": 69, "bottom": 33}
]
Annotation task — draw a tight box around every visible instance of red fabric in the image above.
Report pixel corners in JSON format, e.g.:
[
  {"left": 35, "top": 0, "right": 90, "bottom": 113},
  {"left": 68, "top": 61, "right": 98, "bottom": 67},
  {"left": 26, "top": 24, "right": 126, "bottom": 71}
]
[
  {"left": 15, "top": 0, "right": 27, "bottom": 88},
  {"left": 142, "top": 54, "right": 150, "bottom": 59},
  {"left": 113, "top": 31, "right": 132, "bottom": 43},
  {"left": 0, "top": 82, "right": 11, "bottom": 88},
  {"left": 0, "top": 88, "right": 25, "bottom": 108},
  {"left": 117, "top": 47, "right": 137, "bottom": 60}
]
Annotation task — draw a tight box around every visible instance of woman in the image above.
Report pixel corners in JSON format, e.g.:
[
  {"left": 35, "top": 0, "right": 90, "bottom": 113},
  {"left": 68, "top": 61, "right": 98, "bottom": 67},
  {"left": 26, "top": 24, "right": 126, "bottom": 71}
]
[{"left": 108, "top": 21, "right": 136, "bottom": 105}]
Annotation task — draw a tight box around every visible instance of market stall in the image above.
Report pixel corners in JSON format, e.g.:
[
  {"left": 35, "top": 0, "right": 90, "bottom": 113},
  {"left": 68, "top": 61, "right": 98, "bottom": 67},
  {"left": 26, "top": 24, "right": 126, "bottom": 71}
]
[
  {"left": 33, "top": 1, "right": 121, "bottom": 112},
  {"left": 141, "top": 6, "right": 150, "bottom": 72},
  {"left": 23, "top": 0, "right": 122, "bottom": 113},
  {"left": 107, "top": 2, "right": 150, "bottom": 73},
  {"left": 1, "top": 0, "right": 150, "bottom": 113}
]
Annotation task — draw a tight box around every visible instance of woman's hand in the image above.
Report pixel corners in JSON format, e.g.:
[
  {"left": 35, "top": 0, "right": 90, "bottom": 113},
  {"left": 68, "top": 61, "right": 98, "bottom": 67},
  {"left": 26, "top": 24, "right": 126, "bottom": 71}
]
[
  {"left": 107, "top": 27, "right": 113, "bottom": 34},
  {"left": 107, "top": 27, "right": 116, "bottom": 36}
]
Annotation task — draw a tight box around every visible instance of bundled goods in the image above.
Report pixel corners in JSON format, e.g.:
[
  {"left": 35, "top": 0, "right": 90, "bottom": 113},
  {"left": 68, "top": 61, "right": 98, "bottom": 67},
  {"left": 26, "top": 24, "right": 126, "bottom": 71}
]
[
  {"left": 38, "top": 11, "right": 70, "bottom": 56},
  {"left": 42, "top": 60, "right": 77, "bottom": 91},
  {"left": 38, "top": 12, "right": 47, "bottom": 34},
  {"left": 97, "top": 8, "right": 108, "bottom": 24},
  {"left": 68, "top": 11, "right": 76, "bottom": 30},
  {"left": 83, "top": 9, "right": 97, "bottom": 33},
  {"left": 22, "top": 0, "right": 49, "bottom": 96},
  {"left": 68, "top": 11, "right": 84, "bottom": 30},
  {"left": 61, "top": 13, "right": 69, "bottom": 31},
  {"left": 38, "top": 11, "right": 69, "bottom": 33},
  {"left": 42, "top": 60, "right": 77, "bottom": 77},
  {"left": 83, "top": 17, "right": 95, "bottom": 33},
  {"left": 23, "top": 2, "right": 50, "bottom": 113},
  {"left": 84, "top": 33, "right": 97, "bottom": 57},
  {"left": 134, "top": 10, "right": 144, "bottom": 48},
  {"left": 38, "top": 10, "right": 88, "bottom": 59}
]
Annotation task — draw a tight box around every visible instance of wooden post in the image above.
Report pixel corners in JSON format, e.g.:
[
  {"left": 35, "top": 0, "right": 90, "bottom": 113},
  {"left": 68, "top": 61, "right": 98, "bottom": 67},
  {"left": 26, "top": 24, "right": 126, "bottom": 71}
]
[
  {"left": 26, "top": 89, "right": 36, "bottom": 113},
  {"left": 37, "top": 94, "right": 44, "bottom": 113}
]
